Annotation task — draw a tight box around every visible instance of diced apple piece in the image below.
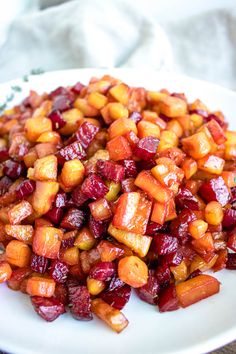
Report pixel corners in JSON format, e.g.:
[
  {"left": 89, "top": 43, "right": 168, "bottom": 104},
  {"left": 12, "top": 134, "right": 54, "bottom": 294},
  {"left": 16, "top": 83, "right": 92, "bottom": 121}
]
[
  {"left": 170, "top": 261, "right": 188, "bottom": 282},
  {"left": 6, "top": 240, "right": 31, "bottom": 267},
  {"left": 87, "top": 277, "right": 106, "bottom": 295},
  {"left": 33, "top": 154, "right": 58, "bottom": 181},
  {"left": 176, "top": 274, "right": 220, "bottom": 308},
  {"left": 74, "top": 227, "right": 96, "bottom": 251},
  {"left": 108, "top": 224, "right": 151, "bottom": 258},
  {"left": 26, "top": 276, "right": 55, "bottom": 297},
  {"left": 33, "top": 226, "right": 63, "bottom": 259},
  {"left": 91, "top": 298, "right": 129, "bottom": 333},
  {"left": 5, "top": 225, "right": 34, "bottom": 244},
  {"left": 8, "top": 200, "right": 33, "bottom": 225},
  {"left": 32, "top": 181, "right": 59, "bottom": 215}
]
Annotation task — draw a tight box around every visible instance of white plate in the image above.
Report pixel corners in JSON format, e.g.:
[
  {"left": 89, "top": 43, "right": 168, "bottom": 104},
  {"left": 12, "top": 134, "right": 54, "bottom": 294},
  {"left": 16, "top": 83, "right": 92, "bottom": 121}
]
[{"left": 0, "top": 69, "right": 236, "bottom": 354}]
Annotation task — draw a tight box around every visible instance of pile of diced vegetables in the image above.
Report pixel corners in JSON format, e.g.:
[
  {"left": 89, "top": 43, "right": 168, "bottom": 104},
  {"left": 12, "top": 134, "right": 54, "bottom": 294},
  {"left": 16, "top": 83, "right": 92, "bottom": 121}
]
[{"left": 0, "top": 74, "right": 235, "bottom": 332}]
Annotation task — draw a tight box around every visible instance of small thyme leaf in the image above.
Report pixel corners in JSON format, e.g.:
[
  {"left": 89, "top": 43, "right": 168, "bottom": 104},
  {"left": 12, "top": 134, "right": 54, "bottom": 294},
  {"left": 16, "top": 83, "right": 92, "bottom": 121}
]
[
  {"left": 23, "top": 75, "right": 29, "bottom": 82},
  {"left": 11, "top": 85, "right": 22, "bottom": 92},
  {"left": 6, "top": 93, "right": 14, "bottom": 102},
  {"left": 30, "top": 68, "right": 44, "bottom": 75}
]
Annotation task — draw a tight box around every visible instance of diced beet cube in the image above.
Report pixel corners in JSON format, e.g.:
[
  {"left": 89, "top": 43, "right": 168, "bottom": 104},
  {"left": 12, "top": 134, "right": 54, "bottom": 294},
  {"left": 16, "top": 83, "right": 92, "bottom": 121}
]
[
  {"left": 89, "top": 215, "right": 108, "bottom": 239},
  {"left": 54, "top": 283, "right": 68, "bottom": 305},
  {"left": 175, "top": 187, "right": 199, "bottom": 210},
  {"left": 60, "top": 208, "right": 85, "bottom": 230},
  {"left": 48, "top": 110, "right": 66, "bottom": 130},
  {"left": 71, "top": 82, "right": 85, "bottom": 94},
  {"left": 129, "top": 111, "right": 142, "bottom": 124},
  {"left": 134, "top": 137, "right": 159, "bottom": 161},
  {"left": 227, "top": 228, "right": 236, "bottom": 251},
  {"left": 71, "top": 186, "right": 88, "bottom": 207},
  {"left": 81, "top": 174, "right": 109, "bottom": 200},
  {"left": 49, "top": 260, "right": 69, "bottom": 283},
  {"left": 31, "top": 296, "right": 66, "bottom": 322},
  {"left": 198, "top": 176, "right": 230, "bottom": 207},
  {"left": 187, "top": 269, "right": 202, "bottom": 280},
  {"left": 0, "top": 176, "right": 12, "bottom": 196},
  {"left": 160, "top": 250, "right": 183, "bottom": 266},
  {"left": 170, "top": 209, "right": 197, "bottom": 244},
  {"left": 15, "top": 180, "right": 35, "bottom": 199},
  {"left": 122, "top": 160, "right": 137, "bottom": 178},
  {"left": 230, "top": 187, "right": 236, "bottom": 204},
  {"left": 222, "top": 209, "right": 236, "bottom": 229},
  {"left": 45, "top": 207, "right": 64, "bottom": 224},
  {"left": 0, "top": 147, "right": 9, "bottom": 162},
  {"left": 68, "top": 281, "right": 92, "bottom": 320},
  {"left": 52, "top": 95, "right": 73, "bottom": 112},
  {"left": 49, "top": 86, "right": 69, "bottom": 99},
  {"left": 107, "top": 276, "right": 126, "bottom": 291},
  {"left": 136, "top": 158, "right": 157, "bottom": 171},
  {"left": 155, "top": 263, "right": 171, "bottom": 285},
  {"left": 2, "top": 160, "right": 25, "bottom": 179},
  {"left": 101, "top": 284, "right": 131, "bottom": 310},
  {"left": 54, "top": 192, "right": 68, "bottom": 208},
  {"left": 61, "top": 236, "right": 76, "bottom": 249},
  {"left": 30, "top": 254, "right": 49, "bottom": 274},
  {"left": 226, "top": 253, "right": 236, "bottom": 270},
  {"left": 146, "top": 222, "right": 168, "bottom": 236},
  {"left": 205, "top": 114, "right": 228, "bottom": 130},
  {"left": 158, "top": 284, "right": 179, "bottom": 312},
  {"left": 74, "top": 122, "right": 99, "bottom": 149},
  {"left": 89, "top": 261, "right": 116, "bottom": 281},
  {"left": 136, "top": 270, "right": 160, "bottom": 304},
  {"left": 121, "top": 178, "right": 137, "bottom": 193},
  {"left": 153, "top": 234, "right": 179, "bottom": 255},
  {"left": 57, "top": 142, "right": 86, "bottom": 164},
  {"left": 96, "top": 160, "right": 125, "bottom": 183},
  {"left": 178, "top": 244, "right": 197, "bottom": 263}
]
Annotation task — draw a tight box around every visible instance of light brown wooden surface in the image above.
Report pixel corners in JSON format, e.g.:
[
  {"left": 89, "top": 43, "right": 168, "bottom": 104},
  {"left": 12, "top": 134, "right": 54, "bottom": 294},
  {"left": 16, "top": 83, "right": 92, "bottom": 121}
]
[{"left": 211, "top": 340, "right": 236, "bottom": 353}]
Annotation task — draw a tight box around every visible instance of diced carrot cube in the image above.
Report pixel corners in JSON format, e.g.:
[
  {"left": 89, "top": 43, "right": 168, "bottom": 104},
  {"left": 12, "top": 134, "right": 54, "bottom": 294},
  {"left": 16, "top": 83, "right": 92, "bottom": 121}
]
[
  {"left": 190, "top": 114, "right": 203, "bottom": 129},
  {"left": 91, "top": 298, "right": 129, "bottom": 333},
  {"left": 6, "top": 240, "right": 31, "bottom": 267},
  {"left": 188, "top": 220, "right": 208, "bottom": 239},
  {"left": 205, "top": 201, "right": 223, "bottom": 225},
  {"left": 107, "top": 136, "right": 132, "bottom": 161},
  {"left": 165, "top": 198, "right": 177, "bottom": 221},
  {"left": 108, "top": 118, "right": 137, "bottom": 140},
  {"left": 177, "top": 115, "right": 191, "bottom": 132},
  {"left": 87, "top": 92, "right": 108, "bottom": 109},
  {"left": 159, "top": 96, "right": 187, "bottom": 117},
  {"left": 109, "top": 83, "right": 129, "bottom": 105},
  {"left": 32, "top": 181, "right": 59, "bottom": 215},
  {"left": 108, "top": 223, "right": 152, "bottom": 258},
  {"left": 151, "top": 159, "right": 184, "bottom": 190},
  {"left": 221, "top": 171, "right": 236, "bottom": 188},
  {"left": 192, "top": 232, "right": 214, "bottom": 254},
  {"left": 60, "top": 159, "right": 85, "bottom": 189},
  {"left": 34, "top": 218, "right": 53, "bottom": 228},
  {"left": 37, "top": 131, "right": 61, "bottom": 144},
  {"left": 166, "top": 119, "right": 183, "bottom": 138},
  {"left": 74, "top": 227, "right": 96, "bottom": 251},
  {"left": 135, "top": 170, "right": 173, "bottom": 203},
  {"left": 181, "top": 158, "right": 198, "bottom": 179},
  {"left": 97, "top": 240, "right": 124, "bottom": 262},
  {"left": 32, "top": 154, "right": 58, "bottom": 181},
  {"left": 182, "top": 132, "right": 211, "bottom": 159},
  {"left": 8, "top": 200, "right": 33, "bottom": 225},
  {"left": 151, "top": 202, "right": 167, "bottom": 225},
  {"left": 176, "top": 274, "right": 220, "bottom": 308},
  {"left": 108, "top": 103, "right": 129, "bottom": 120},
  {"left": 112, "top": 192, "right": 152, "bottom": 234},
  {"left": 33, "top": 226, "right": 62, "bottom": 259},
  {"left": 25, "top": 116, "right": 52, "bottom": 142},
  {"left": 26, "top": 276, "right": 55, "bottom": 297},
  {"left": 0, "top": 261, "right": 12, "bottom": 283},
  {"left": 142, "top": 112, "right": 167, "bottom": 130},
  {"left": 197, "top": 155, "right": 225, "bottom": 175},
  {"left": 74, "top": 98, "right": 99, "bottom": 117},
  {"left": 60, "top": 108, "right": 83, "bottom": 135},
  {"left": 5, "top": 225, "right": 34, "bottom": 244},
  {"left": 147, "top": 91, "right": 167, "bottom": 103},
  {"left": 137, "top": 121, "right": 160, "bottom": 139},
  {"left": 60, "top": 246, "right": 79, "bottom": 266},
  {"left": 118, "top": 255, "right": 148, "bottom": 288}
]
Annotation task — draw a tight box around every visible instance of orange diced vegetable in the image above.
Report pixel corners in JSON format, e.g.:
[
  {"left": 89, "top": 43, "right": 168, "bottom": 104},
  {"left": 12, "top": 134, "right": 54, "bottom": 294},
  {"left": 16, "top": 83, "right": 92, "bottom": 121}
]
[
  {"left": 33, "top": 154, "right": 58, "bottom": 181},
  {"left": 108, "top": 118, "right": 137, "bottom": 140},
  {"left": 109, "top": 83, "right": 129, "bottom": 105},
  {"left": 170, "top": 260, "right": 188, "bottom": 282},
  {"left": 26, "top": 276, "right": 55, "bottom": 297},
  {"left": 8, "top": 200, "right": 33, "bottom": 225},
  {"left": 60, "top": 159, "right": 85, "bottom": 189},
  {"left": 108, "top": 103, "right": 129, "bottom": 120},
  {"left": 181, "top": 158, "right": 198, "bottom": 179},
  {"left": 60, "top": 246, "right": 79, "bottom": 266},
  {"left": 192, "top": 232, "right": 214, "bottom": 254},
  {"left": 137, "top": 121, "right": 160, "bottom": 139},
  {"left": 60, "top": 108, "right": 83, "bottom": 135},
  {"left": 89, "top": 198, "right": 112, "bottom": 221},
  {"left": 33, "top": 226, "right": 62, "bottom": 259},
  {"left": 74, "top": 227, "right": 96, "bottom": 251},
  {"left": 87, "top": 92, "right": 108, "bottom": 109},
  {"left": 5, "top": 225, "right": 34, "bottom": 244},
  {"left": 87, "top": 278, "right": 106, "bottom": 295},
  {"left": 97, "top": 240, "right": 124, "bottom": 262},
  {"left": 205, "top": 201, "right": 223, "bottom": 225},
  {"left": 6, "top": 240, "right": 31, "bottom": 267},
  {"left": 32, "top": 181, "right": 59, "bottom": 215},
  {"left": 107, "top": 136, "right": 132, "bottom": 161},
  {"left": 151, "top": 202, "right": 167, "bottom": 225},
  {"left": 25, "top": 116, "right": 52, "bottom": 142},
  {"left": 118, "top": 255, "right": 148, "bottom": 288},
  {"left": 188, "top": 220, "right": 208, "bottom": 239},
  {"left": 37, "top": 131, "right": 61, "bottom": 144},
  {"left": 197, "top": 155, "right": 225, "bottom": 175},
  {"left": 0, "top": 261, "right": 12, "bottom": 283},
  {"left": 159, "top": 96, "right": 187, "bottom": 117},
  {"left": 182, "top": 132, "right": 211, "bottom": 159}
]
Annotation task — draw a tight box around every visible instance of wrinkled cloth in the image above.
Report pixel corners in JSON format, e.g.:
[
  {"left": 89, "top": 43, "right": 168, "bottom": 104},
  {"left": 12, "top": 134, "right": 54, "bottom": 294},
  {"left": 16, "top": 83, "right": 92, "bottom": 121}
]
[{"left": 0, "top": 0, "right": 235, "bottom": 89}]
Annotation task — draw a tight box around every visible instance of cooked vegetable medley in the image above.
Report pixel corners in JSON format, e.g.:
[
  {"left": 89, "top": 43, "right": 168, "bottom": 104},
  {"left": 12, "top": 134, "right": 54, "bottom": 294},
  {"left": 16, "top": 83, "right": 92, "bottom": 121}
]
[{"left": 0, "top": 75, "right": 236, "bottom": 332}]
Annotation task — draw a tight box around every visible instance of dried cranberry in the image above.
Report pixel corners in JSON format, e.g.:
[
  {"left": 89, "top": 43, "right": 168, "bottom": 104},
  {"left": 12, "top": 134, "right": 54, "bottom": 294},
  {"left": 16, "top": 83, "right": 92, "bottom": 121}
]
[
  {"left": 170, "top": 209, "right": 197, "bottom": 244},
  {"left": 136, "top": 270, "right": 160, "bottom": 304},
  {"left": 0, "top": 176, "right": 12, "bottom": 196},
  {"left": 74, "top": 122, "right": 99, "bottom": 149},
  {"left": 60, "top": 208, "right": 85, "bottom": 230},
  {"left": 31, "top": 296, "right": 66, "bottom": 322},
  {"left": 222, "top": 209, "right": 236, "bottom": 229},
  {"left": 57, "top": 142, "right": 86, "bottom": 164},
  {"left": 122, "top": 160, "right": 137, "bottom": 178},
  {"left": 81, "top": 174, "right": 109, "bottom": 200},
  {"left": 129, "top": 111, "right": 142, "bottom": 124},
  {"left": 158, "top": 284, "right": 179, "bottom": 312},
  {"left": 175, "top": 187, "right": 199, "bottom": 210},
  {"left": 198, "top": 176, "right": 230, "bottom": 207},
  {"left": 50, "top": 260, "right": 69, "bottom": 283},
  {"left": 226, "top": 253, "right": 236, "bottom": 270},
  {"left": 97, "top": 160, "right": 125, "bottom": 183},
  {"left": 30, "top": 254, "right": 49, "bottom": 274},
  {"left": 71, "top": 186, "right": 88, "bottom": 207},
  {"left": 68, "top": 281, "right": 92, "bottom": 320},
  {"left": 153, "top": 234, "right": 179, "bottom": 255},
  {"left": 48, "top": 110, "right": 66, "bottom": 130},
  {"left": 89, "top": 215, "right": 108, "bottom": 238},
  {"left": 101, "top": 285, "right": 131, "bottom": 310},
  {"left": 134, "top": 137, "right": 159, "bottom": 161},
  {"left": 89, "top": 261, "right": 116, "bottom": 281},
  {"left": 45, "top": 207, "right": 64, "bottom": 224},
  {"left": 155, "top": 263, "right": 171, "bottom": 285},
  {"left": 2, "top": 160, "right": 24, "bottom": 179},
  {"left": 15, "top": 180, "right": 35, "bottom": 199}
]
